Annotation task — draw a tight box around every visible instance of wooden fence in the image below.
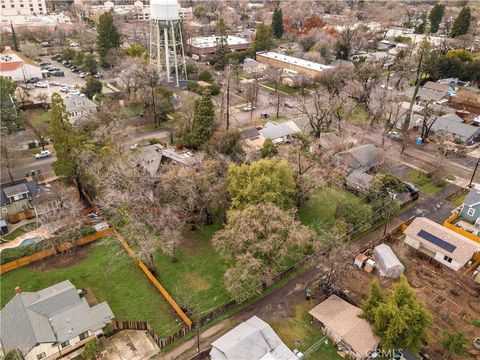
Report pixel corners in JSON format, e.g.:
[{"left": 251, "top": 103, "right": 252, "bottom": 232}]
[
  {"left": 7, "top": 209, "right": 36, "bottom": 224},
  {"left": 443, "top": 212, "right": 480, "bottom": 243},
  {"left": 0, "top": 228, "right": 114, "bottom": 274}
]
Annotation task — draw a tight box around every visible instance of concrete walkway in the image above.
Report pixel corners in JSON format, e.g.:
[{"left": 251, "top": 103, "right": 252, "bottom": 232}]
[{"left": 101, "top": 330, "right": 160, "bottom": 360}]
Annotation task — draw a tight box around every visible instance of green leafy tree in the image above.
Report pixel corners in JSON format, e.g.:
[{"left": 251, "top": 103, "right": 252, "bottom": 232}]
[
  {"left": 83, "top": 77, "right": 102, "bottom": 99},
  {"left": 361, "top": 280, "right": 385, "bottom": 323},
  {"left": 250, "top": 23, "right": 275, "bottom": 54},
  {"left": 429, "top": 4, "right": 445, "bottom": 33},
  {"left": 189, "top": 89, "right": 215, "bottom": 148},
  {"left": 451, "top": 7, "right": 471, "bottom": 37},
  {"left": 123, "top": 43, "right": 146, "bottom": 57},
  {"left": 62, "top": 47, "right": 77, "bottom": 61},
  {"left": 82, "top": 54, "right": 99, "bottom": 73},
  {"left": 73, "top": 51, "right": 86, "bottom": 67},
  {"left": 4, "top": 349, "right": 24, "bottom": 360},
  {"left": 441, "top": 332, "right": 469, "bottom": 357},
  {"left": 373, "top": 276, "right": 431, "bottom": 351},
  {"left": 271, "top": 7, "right": 284, "bottom": 39},
  {"left": 227, "top": 159, "right": 296, "bottom": 210},
  {"left": 82, "top": 339, "right": 100, "bottom": 360},
  {"left": 445, "top": 49, "right": 474, "bottom": 62},
  {"left": 10, "top": 22, "right": 19, "bottom": 51},
  {"left": 0, "top": 76, "right": 21, "bottom": 133},
  {"left": 261, "top": 138, "right": 277, "bottom": 158},
  {"left": 96, "top": 12, "right": 121, "bottom": 67},
  {"left": 213, "top": 19, "right": 231, "bottom": 70},
  {"left": 414, "top": 13, "right": 427, "bottom": 34},
  {"left": 50, "top": 93, "right": 81, "bottom": 183},
  {"left": 198, "top": 70, "right": 212, "bottom": 82}
]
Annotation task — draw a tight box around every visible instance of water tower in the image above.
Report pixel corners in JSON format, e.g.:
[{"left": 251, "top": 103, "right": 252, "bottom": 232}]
[{"left": 149, "top": 0, "right": 187, "bottom": 86}]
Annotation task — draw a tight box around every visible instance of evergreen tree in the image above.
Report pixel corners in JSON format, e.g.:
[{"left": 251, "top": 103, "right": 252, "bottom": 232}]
[
  {"left": 271, "top": 8, "right": 284, "bottom": 39},
  {"left": 50, "top": 93, "right": 80, "bottom": 183},
  {"left": 251, "top": 23, "right": 275, "bottom": 54},
  {"left": 450, "top": 7, "right": 471, "bottom": 37},
  {"left": 414, "top": 13, "right": 427, "bottom": 34},
  {"left": 429, "top": 4, "right": 445, "bottom": 33},
  {"left": 441, "top": 332, "right": 469, "bottom": 356},
  {"left": 361, "top": 280, "right": 385, "bottom": 323},
  {"left": 373, "top": 276, "right": 431, "bottom": 351},
  {"left": 213, "top": 19, "right": 231, "bottom": 70},
  {"left": 4, "top": 349, "right": 24, "bottom": 360},
  {"left": 189, "top": 90, "right": 215, "bottom": 148},
  {"left": 10, "top": 21, "right": 19, "bottom": 51},
  {"left": 83, "top": 77, "right": 102, "bottom": 99},
  {"left": 96, "top": 12, "right": 121, "bottom": 67}
]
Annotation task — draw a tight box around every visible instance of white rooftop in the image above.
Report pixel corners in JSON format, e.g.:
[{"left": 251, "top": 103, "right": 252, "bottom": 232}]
[
  {"left": 187, "top": 35, "right": 250, "bottom": 48},
  {"left": 257, "top": 51, "right": 333, "bottom": 73}
]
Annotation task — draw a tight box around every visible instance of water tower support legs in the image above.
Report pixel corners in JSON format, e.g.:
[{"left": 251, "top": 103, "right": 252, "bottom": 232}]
[
  {"left": 171, "top": 24, "right": 179, "bottom": 87},
  {"left": 164, "top": 27, "right": 171, "bottom": 82}
]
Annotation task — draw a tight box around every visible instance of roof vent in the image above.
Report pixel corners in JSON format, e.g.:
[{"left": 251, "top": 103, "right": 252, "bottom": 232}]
[{"left": 67, "top": 318, "right": 71, "bottom": 323}]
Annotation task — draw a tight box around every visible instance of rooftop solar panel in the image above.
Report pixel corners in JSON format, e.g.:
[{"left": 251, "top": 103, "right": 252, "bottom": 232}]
[{"left": 417, "top": 230, "right": 456, "bottom": 253}]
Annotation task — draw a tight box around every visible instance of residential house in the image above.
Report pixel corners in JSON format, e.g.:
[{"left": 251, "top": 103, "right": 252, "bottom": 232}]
[
  {"left": 448, "top": 88, "right": 480, "bottom": 115},
  {"left": 64, "top": 95, "right": 97, "bottom": 127},
  {"left": 333, "top": 144, "right": 385, "bottom": 174},
  {"left": 346, "top": 170, "right": 373, "bottom": 195},
  {"left": 243, "top": 58, "right": 268, "bottom": 75},
  {"left": 0, "top": 180, "right": 39, "bottom": 223},
  {"left": 209, "top": 316, "right": 296, "bottom": 360},
  {"left": 422, "top": 81, "right": 453, "bottom": 95},
  {"left": 0, "top": 48, "right": 42, "bottom": 82},
  {"left": 429, "top": 114, "right": 480, "bottom": 144},
  {"left": 135, "top": 144, "right": 196, "bottom": 176},
  {"left": 309, "top": 294, "right": 380, "bottom": 360},
  {"left": 405, "top": 87, "right": 446, "bottom": 103},
  {"left": 459, "top": 188, "right": 480, "bottom": 232},
  {"left": 259, "top": 121, "right": 301, "bottom": 144},
  {"left": 0, "top": 280, "right": 114, "bottom": 360},
  {"left": 404, "top": 217, "right": 480, "bottom": 271}
]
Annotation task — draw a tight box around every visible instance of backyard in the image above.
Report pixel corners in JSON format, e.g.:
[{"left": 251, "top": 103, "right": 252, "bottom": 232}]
[
  {"left": 1, "top": 221, "right": 40, "bottom": 241},
  {"left": 0, "top": 239, "right": 178, "bottom": 334},
  {"left": 404, "top": 169, "right": 448, "bottom": 195}
]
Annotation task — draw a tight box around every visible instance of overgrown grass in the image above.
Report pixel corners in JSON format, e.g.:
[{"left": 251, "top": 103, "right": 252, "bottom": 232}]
[
  {"left": 404, "top": 170, "right": 447, "bottom": 195},
  {"left": 1, "top": 222, "right": 41, "bottom": 241},
  {"left": 299, "top": 186, "right": 365, "bottom": 230},
  {"left": 269, "top": 300, "right": 342, "bottom": 360},
  {"left": 262, "top": 81, "right": 298, "bottom": 94},
  {"left": 348, "top": 106, "right": 370, "bottom": 125},
  {"left": 0, "top": 239, "right": 177, "bottom": 334},
  {"left": 153, "top": 224, "right": 231, "bottom": 314},
  {"left": 453, "top": 194, "right": 466, "bottom": 207}
]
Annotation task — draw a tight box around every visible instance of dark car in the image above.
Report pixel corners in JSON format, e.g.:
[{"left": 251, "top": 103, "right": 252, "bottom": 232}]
[
  {"left": 26, "top": 77, "right": 40, "bottom": 84},
  {"left": 403, "top": 182, "right": 420, "bottom": 200},
  {"left": 40, "top": 61, "right": 51, "bottom": 67}
]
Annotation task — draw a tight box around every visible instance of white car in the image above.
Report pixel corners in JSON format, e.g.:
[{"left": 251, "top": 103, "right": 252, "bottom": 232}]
[
  {"left": 79, "top": 72, "right": 86, "bottom": 78},
  {"left": 242, "top": 104, "right": 255, "bottom": 112},
  {"left": 35, "top": 150, "right": 52, "bottom": 159},
  {"left": 34, "top": 82, "right": 48, "bottom": 88},
  {"left": 49, "top": 81, "right": 61, "bottom": 86},
  {"left": 60, "top": 86, "right": 72, "bottom": 92},
  {"left": 68, "top": 89, "right": 81, "bottom": 96},
  {"left": 70, "top": 42, "right": 80, "bottom": 47}
]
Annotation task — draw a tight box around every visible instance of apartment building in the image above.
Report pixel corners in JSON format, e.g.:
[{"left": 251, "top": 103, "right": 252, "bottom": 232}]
[{"left": 0, "top": 0, "right": 47, "bottom": 16}]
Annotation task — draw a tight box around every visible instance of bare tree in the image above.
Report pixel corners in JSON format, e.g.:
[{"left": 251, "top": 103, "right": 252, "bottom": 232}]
[
  {"left": 348, "top": 62, "right": 381, "bottom": 115},
  {"left": 0, "top": 136, "right": 20, "bottom": 183},
  {"left": 295, "top": 90, "right": 333, "bottom": 140},
  {"left": 420, "top": 102, "right": 444, "bottom": 141}
]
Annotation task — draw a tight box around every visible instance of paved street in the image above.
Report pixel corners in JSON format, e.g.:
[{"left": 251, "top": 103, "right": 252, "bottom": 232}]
[{"left": 1, "top": 154, "right": 56, "bottom": 184}]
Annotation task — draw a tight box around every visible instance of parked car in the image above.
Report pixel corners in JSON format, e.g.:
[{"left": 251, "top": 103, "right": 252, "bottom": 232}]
[
  {"left": 51, "top": 70, "right": 65, "bottom": 77},
  {"left": 60, "top": 86, "right": 72, "bottom": 92},
  {"left": 41, "top": 42, "right": 49, "bottom": 47},
  {"left": 284, "top": 100, "right": 294, "bottom": 108},
  {"left": 242, "top": 104, "right": 255, "bottom": 112},
  {"left": 387, "top": 131, "right": 403, "bottom": 141},
  {"left": 40, "top": 61, "right": 51, "bottom": 67},
  {"left": 68, "top": 89, "right": 81, "bottom": 96},
  {"left": 26, "top": 77, "right": 40, "bottom": 84},
  {"left": 34, "top": 82, "right": 48, "bottom": 88},
  {"left": 79, "top": 72, "right": 86, "bottom": 78},
  {"left": 49, "top": 81, "right": 61, "bottom": 86},
  {"left": 403, "top": 182, "right": 420, "bottom": 200},
  {"left": 93, "top": 73, "right": 102, "bottom": 79},
  {"left": 70, "top": 42, "right": 80, "bottom": 47},
  {"left": 35, "top": 150, "right": 52, "bottom": 159}
]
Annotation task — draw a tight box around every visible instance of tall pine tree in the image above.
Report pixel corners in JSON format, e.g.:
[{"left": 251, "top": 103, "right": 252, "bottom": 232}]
[
  {"left": 251, "top": 23, "right": 275, "bottom": 54},
  {"left": 450, "top": 7, "right": 471, "bottom": 38},
  {"left": 189, "top": 90, "right": 215, "bottom": 148},
  {"left": 428, "top": 4, "right": 445, "bottom": 33},
  {"left": 96, "top": 12, "right": 121, "bottom": 67},
  {"left": 414, "top": 13, "right": 427, "bottom": 34},
  {"left": 271, "top": 8, "right": 284, "bottom": 39},
  {"left": 213, "top": 19, "right": 231, "bottom": 70},
  {"left": 50, "top": 93, "right": 80, "bottom": 183},
  {"left": 361, "top": 281, "right": 385, "bottom": 323}
]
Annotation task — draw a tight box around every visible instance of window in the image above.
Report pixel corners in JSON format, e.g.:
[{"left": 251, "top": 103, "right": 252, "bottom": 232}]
[
  {"left": 443, "top": 255, "right": 453, "bottom": 263},
  {"left": 1, "top": 207, "right": 7, "bottom": 213},
  {"left": 13, "top": 194, "right": 22, "bottom": 201},
  {"left": 79, "top": 331, "right": 89, "bottom": 340},
  {"left": 37, "top": 353, "right": 46, "bottom": 360},
  {"left": 467, "top": 207, "right": 476, "bottom": 217},
  {"left": 60, "top": 340, "right": 70, "bottom": 348},
  {"left": 1, "top": 5, "right": 5, "bottom": 7}
]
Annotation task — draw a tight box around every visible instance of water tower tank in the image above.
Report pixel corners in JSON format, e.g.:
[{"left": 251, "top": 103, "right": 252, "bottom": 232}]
[{"left": 150, "top": 0, "right": 180, "bottom": 22}]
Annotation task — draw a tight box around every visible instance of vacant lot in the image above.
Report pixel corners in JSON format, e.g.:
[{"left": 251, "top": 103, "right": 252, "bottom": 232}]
[
  {"left": 153, "top": 224, "right": 231, "bottom": 315},
  {"left": 0, "top": 239, "right": 178, "bottom": 334}
]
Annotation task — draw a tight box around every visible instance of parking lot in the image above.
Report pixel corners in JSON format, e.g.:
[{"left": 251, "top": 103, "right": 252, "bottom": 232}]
[{"left": 22, "top": 55, "right": 88, "bottom": 102}]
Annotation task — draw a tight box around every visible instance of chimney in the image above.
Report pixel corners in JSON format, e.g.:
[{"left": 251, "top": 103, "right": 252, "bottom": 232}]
[{"left": 15, "top": 286, "right": 22, "bottom": 294}]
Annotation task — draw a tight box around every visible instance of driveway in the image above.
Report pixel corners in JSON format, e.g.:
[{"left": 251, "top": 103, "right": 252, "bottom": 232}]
[{"left": 101, "top": 330, "right": 160, "bottom": 360}]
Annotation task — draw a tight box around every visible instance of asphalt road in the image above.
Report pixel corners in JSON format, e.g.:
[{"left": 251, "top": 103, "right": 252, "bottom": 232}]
[{"left": 1, "top": 155, "right": 56, "bottom": 184}]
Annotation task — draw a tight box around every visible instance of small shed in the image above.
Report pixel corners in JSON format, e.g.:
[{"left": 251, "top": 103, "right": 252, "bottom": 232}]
[{"left": 372, "top": 244, "right": 404, "bottom": 278}]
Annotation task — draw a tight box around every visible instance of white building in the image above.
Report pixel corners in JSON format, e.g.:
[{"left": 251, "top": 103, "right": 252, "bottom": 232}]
[
  {"left": 0, "top": 48, "right": 41, "bottom": 82},
  {"left": 256, "top": 51, "right": 333, "bottom": 78},
  {"left": 404, "top": 217, "right": 480, "bottom": 271},
  {"left": 0, "top": 0, "right": 46, "bottom": 16},
  {"left": 64, "top": 94, "right": 98, "bottom": 126}
]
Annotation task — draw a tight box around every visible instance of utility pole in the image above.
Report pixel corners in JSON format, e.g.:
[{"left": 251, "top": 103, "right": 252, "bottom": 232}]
[
  {"left": 226, "top": 62, "right": 230, "bottom": 130},
  {"left": 196, "top": 304, "right": 200, "bottom": 353},
  {"left": 469, "top": 153, "right": 480, "bottom": 188}
]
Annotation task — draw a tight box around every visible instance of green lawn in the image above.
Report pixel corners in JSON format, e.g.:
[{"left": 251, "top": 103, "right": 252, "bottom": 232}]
[
  {"left": 268, "top": 300, "right": 342, "bottom": 360},
  {"left": 348, "top": 106, "right": 370, "bottom": 125},
  {"left": 404, "top": 170, "right": 447, "bottom": 195},
  {"left": 299, "top": 186, "right": 365, "bottom": 230},
  {"left": 262, "top": 81, "right": 298, "bottom": 94},
  {"left": 1, "top": 222, "right": 40, "bottom": 241},
  {"left": 153, "top": 224, "right": 231, "bottom": 313},
  {"left": 453, "top": 194, "right": 466, "bottom": 207},
  {"left": 0, "top": 239, "right": 177, "bottom": 334}
]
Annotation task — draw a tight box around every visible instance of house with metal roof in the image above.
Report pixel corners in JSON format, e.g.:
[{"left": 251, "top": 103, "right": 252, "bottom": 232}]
[
  {"left": 308, "top": 295, "right": 380, "bottom": 360},
  {"left": 404, "top": 217, "right": 480, "bottom": 271},
  {"left": 209, "top": 316, "right": 296, "bottom": 360},
  {"left": 405, "top": 87, "right": 446, "bottom": 103},
  {"left": 346, "top": 170, "right": 374, "bottom": 195},
  {"left": 0, "top": 280, "right": 114, "bottom": 359}
]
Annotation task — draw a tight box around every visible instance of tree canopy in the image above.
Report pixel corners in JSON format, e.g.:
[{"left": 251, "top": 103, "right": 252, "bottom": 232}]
[
  {"left": 188, "top": 89, "right": 215, "bottom": 148},
  {"left": 428, "top": 4, "right": 444, "bottom": 33},
  {"left": 450, "top": 7, "right": 471, "bottom": 38},
  {"left": 0, "top": 76, "right": 21, "bottom": 132},
  {"left": 250, "top": 23, "right": 275, "bottom": 54},
  {"left": 96, "top": 12, "right": 121, "bottom": 66},
  {"left": 83, "top": 77, "right": 102, "bottom": 99},
  {"left": 271, "top": 8, "right": 284, "bottom": 39},
  {"left": 227, "top": 159, "right": 296, "bottom": 210},
  {"left": 441, "top": 331, "right": 469, "bottom": 356},
  {"left": 212, "top": 19, "right": 231, "bottom": 70}
]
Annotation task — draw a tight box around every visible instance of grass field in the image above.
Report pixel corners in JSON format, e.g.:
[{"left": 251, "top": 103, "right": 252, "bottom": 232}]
[
  {"left": 153, "top": 224, "right": 231, "bottom": 313},
  {"left": 269, "top": 300, "right": 342, "bottom": 360},
  {"left": 1, "top": 222, "right": 40, "bottom": 241},
  {"left": 0, "top": 239, "right": 177, "bottom": 334},
  {"left": 262, "top": 81, "right": 298, "bottom": 94},
  {"left": 404, "top": 170, "right": 447, "bottom": 195},
  {"left": 299, "top": 186, "right": 365, "bottom": 230}
]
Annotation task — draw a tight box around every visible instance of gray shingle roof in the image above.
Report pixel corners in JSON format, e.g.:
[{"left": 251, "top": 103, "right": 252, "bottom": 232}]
[
  {"left": 336, "top": 144, "right": 385, "bottom": 170},
  {"left": 464, "top": 188, "right": 480, "bottom": 206},
  {"left": 259, "top": 121, "right": 300, "bottom": 141},
  {"left": 405, "top": 87, "right": 445, "bottom": 102},
  {"left": 3, "top": 183, "right": 29, "bottom": 198},
  {"left": 64, "top": 95, "right": 97, "bottom": 112},
  {"left": 430, "top": 116, "right": 480, "bottom": 141},
  {"left": 0, "top": 280, "right": 114, "bottom": 355}
]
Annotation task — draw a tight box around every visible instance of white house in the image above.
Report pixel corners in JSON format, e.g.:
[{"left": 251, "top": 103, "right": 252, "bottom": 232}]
[
  {"left": 0, "top": 49, "right": 41, "bottom": 82},
  {"left": 0, "top": 280, "right": 114, "bottom": 360},
  {"left": 404, "top": 217, "right": 480, "bottom": 271},
  {"left": 64, "top": 95, "right": 97, "bottom": 126}
]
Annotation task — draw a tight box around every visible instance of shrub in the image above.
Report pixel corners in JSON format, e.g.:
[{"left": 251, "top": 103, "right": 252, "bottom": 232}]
[
  {"left": 103, "top": 323, "right": 114, "bottom": 336},
  {"left": 198, "top": 70, "right": 212, "bottom": 82},
  {"left": 186, "top": 63, "right": 198, "bottom": 75},
  {"left": 260, "top": 139, "right": 276, "bottom": 158},
  {"left": 78, "top": 226, "right": 96, "bottom": 238},
  {"left": 82, "top": 339, "right": 99, "bottom": 360},
  {"left": 209, "top": 83, "right": 220, "bottom": 95},
  {"left": 148, "top": 138, "right": 162, "bottom": 145},
  {"left": 28, "top": 141, "right": 37, "bottom": 149},
  {"left": 1, "top": 241, "right": 52, "bottom": 265},
  {"left": 472, "top": 319, "right": 480, "bottom": 327}
]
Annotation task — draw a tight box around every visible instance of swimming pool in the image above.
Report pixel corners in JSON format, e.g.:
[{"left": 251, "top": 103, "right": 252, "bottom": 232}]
[{"left": 18, "top": 236, "right": 44, "bottom": 247}]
